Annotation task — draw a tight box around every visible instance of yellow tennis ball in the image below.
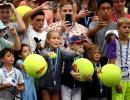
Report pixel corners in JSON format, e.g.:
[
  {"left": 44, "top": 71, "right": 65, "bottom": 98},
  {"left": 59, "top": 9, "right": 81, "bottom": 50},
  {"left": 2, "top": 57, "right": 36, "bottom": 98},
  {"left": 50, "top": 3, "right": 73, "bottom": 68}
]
[
  {"left": 128, "top": 33, "right": 130, "bottom": 38},
  {"left": 49, "top": 52, "right": 57, "bottom": 59},
  {"left": 98, "top": 64, "right": 122, "bottom": 87},
  {"left": 12, "top": 6, "right": 32, "bottom": 22},
  {"left": 72, "top": 58, "right": 94, "bottom": 81},
  {"left": 23, "top": 54, "right": 48, "bottom": 78}
]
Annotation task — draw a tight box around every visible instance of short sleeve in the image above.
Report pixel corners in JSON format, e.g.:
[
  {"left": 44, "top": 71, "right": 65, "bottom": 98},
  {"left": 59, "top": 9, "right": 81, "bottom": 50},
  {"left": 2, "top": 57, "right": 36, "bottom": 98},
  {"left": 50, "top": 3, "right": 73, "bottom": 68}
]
[
  {"left": 17, "top": 69, "right": 24, "bottom": 84},
  {"left": 0, "top": 38, "right": 13, "bottom": 50},
  {"left": 107, "top": 39, "right": 116, "bottom": 59}
]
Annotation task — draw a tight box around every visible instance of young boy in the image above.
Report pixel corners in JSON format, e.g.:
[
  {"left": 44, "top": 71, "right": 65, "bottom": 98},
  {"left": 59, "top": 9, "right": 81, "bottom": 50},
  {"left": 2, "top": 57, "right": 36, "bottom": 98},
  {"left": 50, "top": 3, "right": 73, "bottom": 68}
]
[
  {"left": 0, "top": 48, "right": 24, "bottom": 100},
  {"left": 107, "top": 17, "right": 130, "bottom": 100},
  {"left": 61, "top": 35, "right": 92, "bottom": 100},
  {"left": 0, "top": 21, "right": 21, "bottom": 51}
]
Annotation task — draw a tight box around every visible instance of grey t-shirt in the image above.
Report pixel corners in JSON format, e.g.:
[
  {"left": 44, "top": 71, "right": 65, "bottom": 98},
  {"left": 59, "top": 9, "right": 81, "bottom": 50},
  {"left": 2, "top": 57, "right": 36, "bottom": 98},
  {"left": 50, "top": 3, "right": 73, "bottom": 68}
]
[{"left": 89, "top": 21, "right": 117, "bottom": 57}]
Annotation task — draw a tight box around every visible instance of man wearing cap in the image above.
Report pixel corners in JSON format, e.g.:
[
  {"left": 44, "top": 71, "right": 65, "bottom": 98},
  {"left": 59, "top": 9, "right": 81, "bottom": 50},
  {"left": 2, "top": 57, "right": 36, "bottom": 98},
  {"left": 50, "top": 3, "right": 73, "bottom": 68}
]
[{"left": 0, "top": 20, "right": 20, "bottom": 51}]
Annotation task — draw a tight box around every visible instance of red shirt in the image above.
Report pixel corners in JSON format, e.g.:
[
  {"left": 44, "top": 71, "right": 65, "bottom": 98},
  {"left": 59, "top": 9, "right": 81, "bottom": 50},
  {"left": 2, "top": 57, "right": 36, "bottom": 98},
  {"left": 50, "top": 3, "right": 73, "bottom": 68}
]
[{"left": 110, "top": 11, "right": 130, "bottom": 22}]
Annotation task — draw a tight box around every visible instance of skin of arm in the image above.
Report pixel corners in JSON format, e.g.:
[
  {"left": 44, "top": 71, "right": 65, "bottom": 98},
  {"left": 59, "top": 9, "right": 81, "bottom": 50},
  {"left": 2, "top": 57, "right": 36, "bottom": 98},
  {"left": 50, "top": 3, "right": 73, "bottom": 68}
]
[
  {"left": 23, "top": 1, "right": 50, "bottom": 29},
  {"left": 16, "top": 83, "right": 24, "bottom": 92},
  {"left": 9, "top": 3, "right": 26, "bottom": 33},
  {"left": 8, "top": 27, "right": 21, "bottom": 50},
  {"left": 0, "top": 83, "right": 12, "bottom": 90}
]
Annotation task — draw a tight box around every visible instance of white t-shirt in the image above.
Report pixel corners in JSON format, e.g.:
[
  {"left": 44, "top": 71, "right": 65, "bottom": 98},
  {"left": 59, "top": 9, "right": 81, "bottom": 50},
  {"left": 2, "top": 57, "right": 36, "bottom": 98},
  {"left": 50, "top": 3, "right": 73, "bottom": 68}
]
[
  {"left": 21, "top": 25, "right": 47, "bottom": 52},
  {"left": 0, "top": 67, "right": 24, "bottom": 100}
]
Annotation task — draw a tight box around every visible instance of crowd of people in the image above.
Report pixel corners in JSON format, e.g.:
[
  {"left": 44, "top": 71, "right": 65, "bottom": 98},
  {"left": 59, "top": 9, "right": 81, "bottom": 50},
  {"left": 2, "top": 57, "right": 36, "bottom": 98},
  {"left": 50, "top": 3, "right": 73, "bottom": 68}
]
[{"left": 0, "top": 0, "right": 130, "bottom": 100}]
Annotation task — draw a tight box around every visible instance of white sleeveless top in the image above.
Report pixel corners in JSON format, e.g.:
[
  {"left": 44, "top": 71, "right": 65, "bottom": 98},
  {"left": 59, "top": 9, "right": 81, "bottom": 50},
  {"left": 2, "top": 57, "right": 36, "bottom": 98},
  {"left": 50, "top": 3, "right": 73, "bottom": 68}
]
[{"left": 115, "top": 39, "right": 130, "bottom": 81}]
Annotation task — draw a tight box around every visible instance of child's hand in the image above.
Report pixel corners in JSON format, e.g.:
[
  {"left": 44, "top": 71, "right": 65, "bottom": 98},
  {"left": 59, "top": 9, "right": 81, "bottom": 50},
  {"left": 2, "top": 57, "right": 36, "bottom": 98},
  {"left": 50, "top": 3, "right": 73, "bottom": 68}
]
[
  {"left": 115, "top": 83, "right": 122, "bottom": 93},
  {"left": 76, "top": 48, "right": 84, "bottom": 55},
  {"left": 16, "top": 85, "right": 21, "bottom": 92},
  {"left": 8, "top": 27, "right": 17, "bottom": 36},
  {"left": 3, "top": 83, "right": 12, "bottom": 88},
  {"left": 84, "top": 74, "right": 93, "bottom": 82},
  {"left": 70, "top": 71, "right": 80, "bottom": 80}
]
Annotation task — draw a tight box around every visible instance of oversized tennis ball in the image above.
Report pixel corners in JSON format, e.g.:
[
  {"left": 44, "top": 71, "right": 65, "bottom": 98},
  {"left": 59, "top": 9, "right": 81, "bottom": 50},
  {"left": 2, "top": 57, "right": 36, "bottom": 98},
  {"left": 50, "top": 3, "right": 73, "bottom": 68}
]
[
  {"left": 23, "top": 54, "right": 48, "bottom": 78},
  {"left": 98, "top": 64, "right": 122, "bottom": 87},
  {"left": 49, "top": 52, "right": 57, "bottom": 59},
  {"left": 12, "top": 6, "right": 32, "bottom": 22},
  {"left": 72, "top": 58, "right": 94, "bottom": 81}
]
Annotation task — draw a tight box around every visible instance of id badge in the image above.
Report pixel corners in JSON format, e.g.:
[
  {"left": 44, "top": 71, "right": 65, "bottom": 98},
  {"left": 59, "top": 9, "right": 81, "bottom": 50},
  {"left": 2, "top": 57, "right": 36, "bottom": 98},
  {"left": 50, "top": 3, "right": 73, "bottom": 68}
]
[{"left": 121, "top": 66, "right": 129, "bottom": 78}]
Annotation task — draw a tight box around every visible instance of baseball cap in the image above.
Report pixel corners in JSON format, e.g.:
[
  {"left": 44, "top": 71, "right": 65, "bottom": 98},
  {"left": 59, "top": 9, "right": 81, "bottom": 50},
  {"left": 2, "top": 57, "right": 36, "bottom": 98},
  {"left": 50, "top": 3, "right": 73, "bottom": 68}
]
[
  {"left": 69, "top": 35, "right": 91, "bottom": 44},
  {"left": 105, "top": 29, "right": 119, "bottom": 39},
  {"left": 0, "top": 20, "right": 8, "bottom": 30}
]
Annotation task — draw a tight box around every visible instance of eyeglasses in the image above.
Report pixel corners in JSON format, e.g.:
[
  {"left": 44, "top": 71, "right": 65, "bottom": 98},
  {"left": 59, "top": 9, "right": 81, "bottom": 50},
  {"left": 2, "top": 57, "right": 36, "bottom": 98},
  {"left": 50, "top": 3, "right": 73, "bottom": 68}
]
[{"left": 114, "top": 0, "right": 125, "bottom": 3}]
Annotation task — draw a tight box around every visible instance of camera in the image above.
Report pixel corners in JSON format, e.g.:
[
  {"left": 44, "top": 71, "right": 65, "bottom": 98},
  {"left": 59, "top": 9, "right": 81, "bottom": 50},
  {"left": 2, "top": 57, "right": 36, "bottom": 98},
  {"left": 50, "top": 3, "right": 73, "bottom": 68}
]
[
  {"left": 87, "top": 11, "right": 95, "bottom": 17},
  {"left": 128, "top": 6, "right": 130, "bottom": 14},
  {"left": 65, "top": 14, "right": 72, "bottom": 26}
]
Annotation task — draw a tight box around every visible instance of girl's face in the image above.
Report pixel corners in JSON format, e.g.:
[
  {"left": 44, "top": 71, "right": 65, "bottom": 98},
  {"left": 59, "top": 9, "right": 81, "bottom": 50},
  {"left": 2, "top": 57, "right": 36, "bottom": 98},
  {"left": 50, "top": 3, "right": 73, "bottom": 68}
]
[
  {"left": 47, "top": 32, "right": 60, "bottom": 48},
  {"left": 71, "top": 42, "right": 84, "bottom": 52},
  {"left": 2, "top": 51, "right": 14, "bottom": 65},
  {"left": 91, "top": 49, "right": 101, "bottom": 62},
  {"left": 118, "top": 23, "right": 130, "bottom": 38},
  {"left": 21, "top": 46, "right": 31, "bottom": 59}
]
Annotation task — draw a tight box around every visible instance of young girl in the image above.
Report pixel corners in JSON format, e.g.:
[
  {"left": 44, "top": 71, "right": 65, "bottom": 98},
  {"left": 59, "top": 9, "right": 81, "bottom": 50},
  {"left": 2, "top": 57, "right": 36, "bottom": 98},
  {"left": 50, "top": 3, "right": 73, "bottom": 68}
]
[
  {"left": 107, "top": 17, "right": 130, "bottom": 100},
  {"left": 39, "top": 30, "right": 83, "bottom": 100},
  {"left": 86, "top": 44, "right": 111, "bottom": 100},
  {"left": 16, "top": 44, "right": 37, "bottom": 100},
  {"left": 0, "top": 48, "right": 24, "bottom": 100}
]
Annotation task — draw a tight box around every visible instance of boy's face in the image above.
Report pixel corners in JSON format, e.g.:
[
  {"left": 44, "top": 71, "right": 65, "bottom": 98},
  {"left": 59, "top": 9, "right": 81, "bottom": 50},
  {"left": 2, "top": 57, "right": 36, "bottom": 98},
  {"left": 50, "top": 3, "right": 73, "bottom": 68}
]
[
  {"left": 32, "top": 15, "right": 45, "bottom": 32},
  {"left": 118, "top": 23, "right": 130, "bottom": 38},
  {"left": 71, "top": 42, "right": 84, "bottom": 52},
  {"left": 90, "top": 49, "right": 101, "bottom": 62},
  {"left": 99, "top": 2, "right": 112, "bottom": 21},
  {"left": 0, "top": 8, "right": 12, "bottom": 23},
  {"left": 2, "top": 51, "right": 14, "bottom": 65}
]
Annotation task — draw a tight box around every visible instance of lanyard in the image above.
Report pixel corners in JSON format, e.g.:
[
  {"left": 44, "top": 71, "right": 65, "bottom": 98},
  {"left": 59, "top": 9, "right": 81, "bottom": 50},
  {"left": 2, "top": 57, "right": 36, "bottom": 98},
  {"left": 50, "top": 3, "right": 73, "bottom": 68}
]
[
  {"left": 95, "top": 62, "right": 103, "bottom": 94},
  {"left": 84, "top": 17, "right": 90, "bottom": 27},
  {"left": 119, "top": 40, "right": 129, "bottom": 66},
  {"left": 2, "top": 67, "right": 17, "bottom": 80},
  {"left": 48, "top": 48, "right": 59, "bottom": 86}
]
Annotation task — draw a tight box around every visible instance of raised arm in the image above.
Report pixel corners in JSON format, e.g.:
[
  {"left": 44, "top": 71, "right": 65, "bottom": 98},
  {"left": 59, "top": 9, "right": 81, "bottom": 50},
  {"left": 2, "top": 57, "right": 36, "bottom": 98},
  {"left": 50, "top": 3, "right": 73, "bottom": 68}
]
[
  {"left": 9, "top": 3, "right": 26, "bottom": 33},
  {"left": 23, "top": 1, "right": 50, "bottom": 29},
  {"left": 8, "top": 27, "right": 21, "bottom": 51}
]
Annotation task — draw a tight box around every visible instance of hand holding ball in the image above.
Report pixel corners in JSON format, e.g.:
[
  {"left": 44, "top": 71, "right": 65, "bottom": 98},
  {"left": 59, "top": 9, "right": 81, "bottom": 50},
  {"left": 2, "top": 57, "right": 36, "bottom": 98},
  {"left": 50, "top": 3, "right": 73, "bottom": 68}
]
[
  {"left": 98, "top": 64, "right": 122, "bottom": 87},
  {"left": 72, "top": 58, "right": 94, "bottom": 81},
  {"left": 48, "top": 52, "right": 57, "bottom": 59}
]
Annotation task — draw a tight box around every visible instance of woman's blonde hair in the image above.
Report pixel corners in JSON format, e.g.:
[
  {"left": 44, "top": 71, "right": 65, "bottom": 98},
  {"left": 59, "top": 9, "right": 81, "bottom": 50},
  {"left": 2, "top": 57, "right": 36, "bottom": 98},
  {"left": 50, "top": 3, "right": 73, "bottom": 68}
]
[{"left": 117, "top": 17, "right": 130, "bottom": 28}]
